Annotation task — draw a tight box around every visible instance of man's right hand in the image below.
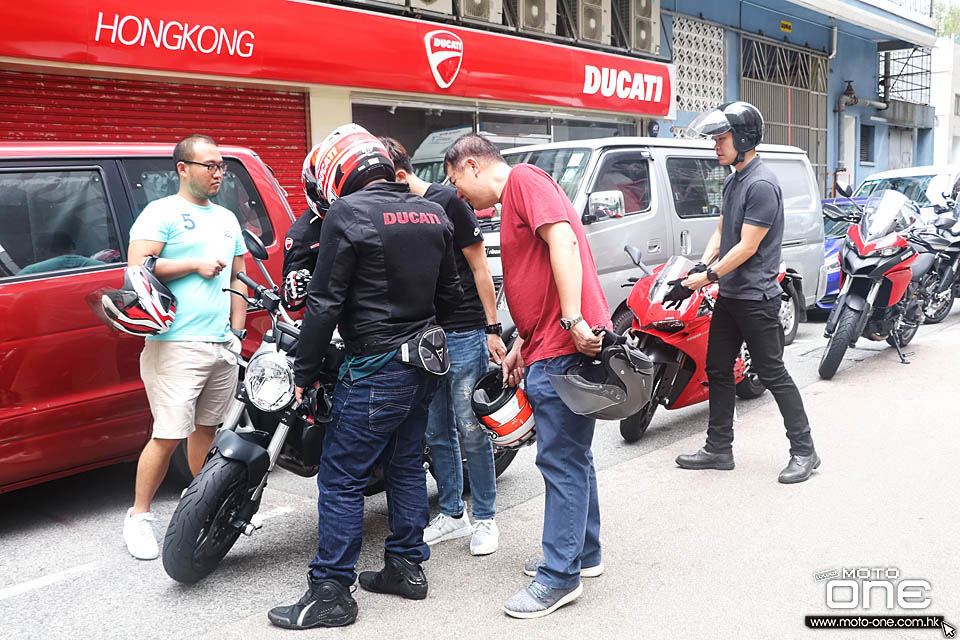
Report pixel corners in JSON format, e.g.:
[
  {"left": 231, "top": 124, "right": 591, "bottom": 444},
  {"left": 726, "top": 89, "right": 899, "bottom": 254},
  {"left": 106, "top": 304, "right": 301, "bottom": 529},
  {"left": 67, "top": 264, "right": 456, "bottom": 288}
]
[
  {"left": 502, "top": 343, "right": 525, "bottom": 387},
  {"left": 285, "top": 269, "right": 312, "bottom": 302},
  {"left": 196, "top": 258, "right": 227, "bottom": 279}
]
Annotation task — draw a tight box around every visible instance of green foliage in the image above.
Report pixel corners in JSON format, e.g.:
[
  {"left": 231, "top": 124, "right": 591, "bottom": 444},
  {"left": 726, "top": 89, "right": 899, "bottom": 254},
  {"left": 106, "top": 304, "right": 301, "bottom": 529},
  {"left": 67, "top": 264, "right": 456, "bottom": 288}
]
[{"left": 934, "top": 0, "right": 960, "bottom": 37}]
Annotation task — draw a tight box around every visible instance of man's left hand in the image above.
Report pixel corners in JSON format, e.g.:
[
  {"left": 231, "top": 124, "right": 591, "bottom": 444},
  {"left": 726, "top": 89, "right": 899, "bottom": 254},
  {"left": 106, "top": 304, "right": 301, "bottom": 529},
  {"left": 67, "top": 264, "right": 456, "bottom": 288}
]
[
  {"left": 681, "top": 272, "right": 711, "bottom": 290},
  {"left": 487, "top": 333, "right": 507, "bottom": 365},
  {"left": 571, "top": 321, "right": 602, "bottom": 357},
  {"left": 294, "top": 381, "right": 321, "bottom": 406}
]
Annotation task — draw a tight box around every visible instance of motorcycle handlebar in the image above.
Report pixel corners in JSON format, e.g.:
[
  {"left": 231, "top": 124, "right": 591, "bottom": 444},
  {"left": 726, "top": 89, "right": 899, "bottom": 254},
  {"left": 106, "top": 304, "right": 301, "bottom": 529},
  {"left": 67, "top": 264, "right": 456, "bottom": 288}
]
[{"left": 237, "top": 272, "right": 261, "bottom": 291}]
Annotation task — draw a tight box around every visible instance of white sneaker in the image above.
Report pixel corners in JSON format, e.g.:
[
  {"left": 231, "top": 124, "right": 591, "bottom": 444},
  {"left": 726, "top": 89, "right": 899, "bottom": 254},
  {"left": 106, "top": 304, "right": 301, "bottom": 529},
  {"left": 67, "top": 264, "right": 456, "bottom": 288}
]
[
  {"left": 123, "top": 508, "right": 159, "bottom": 560},
  {"left": 470, "top": 519, "right": 500, "bottom": 556},
  {"left": 423, "top": 512, "right": 472, "bottom": 546}
]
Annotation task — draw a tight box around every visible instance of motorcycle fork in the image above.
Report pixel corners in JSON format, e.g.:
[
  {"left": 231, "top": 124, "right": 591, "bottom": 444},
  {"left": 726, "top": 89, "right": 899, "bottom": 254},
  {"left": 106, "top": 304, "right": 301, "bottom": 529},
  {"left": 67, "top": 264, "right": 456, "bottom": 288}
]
[{"left": 248, "top": 420, "right": 292, "bottom": 503}]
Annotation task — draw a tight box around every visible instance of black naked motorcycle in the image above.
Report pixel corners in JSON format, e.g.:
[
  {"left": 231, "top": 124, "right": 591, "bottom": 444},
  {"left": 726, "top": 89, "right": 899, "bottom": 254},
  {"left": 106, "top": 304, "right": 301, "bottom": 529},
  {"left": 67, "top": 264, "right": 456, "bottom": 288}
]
[
  {"left": 910, "top": 190, "right": 960, "bottom": 324},
  {"left": 162, "top": 231, "right": 517, "bottom": 584}
]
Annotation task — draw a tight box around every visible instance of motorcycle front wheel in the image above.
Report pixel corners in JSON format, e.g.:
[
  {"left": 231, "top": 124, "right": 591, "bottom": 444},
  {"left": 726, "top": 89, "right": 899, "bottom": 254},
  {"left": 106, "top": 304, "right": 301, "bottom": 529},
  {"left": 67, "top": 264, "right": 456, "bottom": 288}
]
[
  {"left": 620, "top": 400, "right": 659, "bottom": 443},
  {"left": 818, "top": 306, "right": 858, "bottom": 379},
  {"left": 922, "top": 275, "right": 954, "bottom": 324},
  {"left": 162, "top": 455, "right": 250, "bottom": 584}
]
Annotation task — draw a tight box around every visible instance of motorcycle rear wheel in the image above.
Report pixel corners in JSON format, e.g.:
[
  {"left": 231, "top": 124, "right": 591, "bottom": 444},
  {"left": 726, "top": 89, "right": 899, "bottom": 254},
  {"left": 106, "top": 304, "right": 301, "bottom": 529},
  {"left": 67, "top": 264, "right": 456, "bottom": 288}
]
[
  {"left": 818, "top": 306, "right": 857, "bottom": 380},
  {"left": 162, "top": 455, "right": 249, "bottom": 584}
]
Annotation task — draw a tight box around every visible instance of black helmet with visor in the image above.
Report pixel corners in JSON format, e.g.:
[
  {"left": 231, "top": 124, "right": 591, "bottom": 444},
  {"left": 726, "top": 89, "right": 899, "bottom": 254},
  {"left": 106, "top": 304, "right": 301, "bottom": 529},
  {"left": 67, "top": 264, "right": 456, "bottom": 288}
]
[{"left": 687, "top": 101, "right": 764, "bottom": 164}]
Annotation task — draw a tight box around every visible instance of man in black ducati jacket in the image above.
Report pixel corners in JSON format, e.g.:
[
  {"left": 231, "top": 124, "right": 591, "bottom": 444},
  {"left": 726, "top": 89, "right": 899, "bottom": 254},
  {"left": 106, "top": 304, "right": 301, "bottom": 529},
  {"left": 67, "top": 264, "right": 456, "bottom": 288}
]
[{"left": 268, "top": 124, "right": 462, "bottom": 630}]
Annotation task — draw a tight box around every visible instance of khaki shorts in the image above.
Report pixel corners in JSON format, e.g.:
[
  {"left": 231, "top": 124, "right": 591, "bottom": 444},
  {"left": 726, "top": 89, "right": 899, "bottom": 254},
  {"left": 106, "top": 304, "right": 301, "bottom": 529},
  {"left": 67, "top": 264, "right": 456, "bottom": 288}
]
[{"left": 140, "top": 340, "right": 239, "bottom": 439}]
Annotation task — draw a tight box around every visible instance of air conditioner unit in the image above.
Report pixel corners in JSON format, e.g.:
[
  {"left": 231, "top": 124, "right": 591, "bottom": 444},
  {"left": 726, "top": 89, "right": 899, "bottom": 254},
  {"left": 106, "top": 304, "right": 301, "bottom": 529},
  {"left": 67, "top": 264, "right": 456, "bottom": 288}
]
[
  {"left": 460, "top": 0, "right": 504, "bottom": 23},
  {"left": 518, "top": 0, "right": 557, "bottom": 34},
  {"left": 630, "top": 0, "right": 660, "bottom": 53},
  {"left": 579, "top": 0, "right": 611, "bottom": 45},
  {"left": 409, "top": 0, "right": 454, "bottom": 14}
]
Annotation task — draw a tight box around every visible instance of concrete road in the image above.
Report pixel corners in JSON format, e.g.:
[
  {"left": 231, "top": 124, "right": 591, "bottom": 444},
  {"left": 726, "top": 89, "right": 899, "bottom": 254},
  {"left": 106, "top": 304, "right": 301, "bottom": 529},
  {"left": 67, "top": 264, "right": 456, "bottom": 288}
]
[{"left": 2, "top": 311, "right": 958, "bottom": 640}]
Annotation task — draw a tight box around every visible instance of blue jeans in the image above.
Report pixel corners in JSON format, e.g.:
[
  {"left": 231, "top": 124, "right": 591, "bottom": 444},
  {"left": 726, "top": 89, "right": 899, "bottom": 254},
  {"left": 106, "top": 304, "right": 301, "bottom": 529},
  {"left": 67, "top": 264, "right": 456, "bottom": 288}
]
[
  {"left": 309, "top": 361, "right": 438, "bottom": 586},
  {"left": 525, "top": 354, "right": 602, "bottom": 590},
  {"left": 425, "top": 329, "right": 496, "bottom": 520}
]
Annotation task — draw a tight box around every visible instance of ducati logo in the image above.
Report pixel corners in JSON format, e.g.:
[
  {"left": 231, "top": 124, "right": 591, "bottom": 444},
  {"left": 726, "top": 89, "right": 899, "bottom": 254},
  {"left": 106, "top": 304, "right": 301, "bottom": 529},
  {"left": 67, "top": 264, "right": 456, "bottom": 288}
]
[{"left": 424, "top": 29, "right": 463, "bottom": 89}]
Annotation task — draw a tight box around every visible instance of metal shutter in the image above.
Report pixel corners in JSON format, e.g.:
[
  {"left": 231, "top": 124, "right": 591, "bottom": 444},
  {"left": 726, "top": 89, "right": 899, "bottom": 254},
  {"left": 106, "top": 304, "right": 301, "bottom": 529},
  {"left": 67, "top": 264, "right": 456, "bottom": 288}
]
[{"left": 0, "top": 70, "right": 308, "bottom": 210}]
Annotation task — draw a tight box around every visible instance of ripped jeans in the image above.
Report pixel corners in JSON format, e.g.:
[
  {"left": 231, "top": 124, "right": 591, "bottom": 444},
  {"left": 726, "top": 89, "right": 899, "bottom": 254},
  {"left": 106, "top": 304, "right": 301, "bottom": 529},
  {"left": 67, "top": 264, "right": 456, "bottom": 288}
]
[{"left": 425, "top": 328, "right": 497, "bottom": 521}]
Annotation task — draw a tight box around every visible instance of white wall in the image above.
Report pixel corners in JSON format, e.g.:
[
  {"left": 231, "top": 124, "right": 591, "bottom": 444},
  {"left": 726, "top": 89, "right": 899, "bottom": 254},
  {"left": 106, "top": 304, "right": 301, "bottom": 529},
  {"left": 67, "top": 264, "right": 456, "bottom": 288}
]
[{"left": 932, "top": 36, "right": 960, "bottom": 165}]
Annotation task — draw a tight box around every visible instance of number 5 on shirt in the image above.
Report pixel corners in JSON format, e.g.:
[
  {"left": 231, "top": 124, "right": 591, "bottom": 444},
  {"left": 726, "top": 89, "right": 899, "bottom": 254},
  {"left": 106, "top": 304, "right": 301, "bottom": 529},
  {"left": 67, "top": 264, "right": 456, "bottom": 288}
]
[{"left": 182, "top": 213, "right": 196, "bottom": 230}]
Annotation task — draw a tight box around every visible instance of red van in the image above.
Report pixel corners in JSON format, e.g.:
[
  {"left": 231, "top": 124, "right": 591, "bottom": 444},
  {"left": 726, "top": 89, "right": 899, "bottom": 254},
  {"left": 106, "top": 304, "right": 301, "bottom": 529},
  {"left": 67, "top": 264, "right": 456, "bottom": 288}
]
[{"left": 0, "top": 143, "right": 295, "bottom": 493}]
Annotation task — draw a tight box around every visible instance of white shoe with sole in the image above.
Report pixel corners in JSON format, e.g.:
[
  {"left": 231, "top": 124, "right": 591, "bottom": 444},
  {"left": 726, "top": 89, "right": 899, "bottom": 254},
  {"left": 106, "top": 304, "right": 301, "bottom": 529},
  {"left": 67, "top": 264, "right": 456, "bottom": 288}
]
[
  {"left": 470, "top": 519, "right": 500, "bottom": 556},
  {"left": 423, "top": 512, "right": 472, "bottom": 546},
  {"left": 123, "top": 508, "right": 159, "bottom": 560}
]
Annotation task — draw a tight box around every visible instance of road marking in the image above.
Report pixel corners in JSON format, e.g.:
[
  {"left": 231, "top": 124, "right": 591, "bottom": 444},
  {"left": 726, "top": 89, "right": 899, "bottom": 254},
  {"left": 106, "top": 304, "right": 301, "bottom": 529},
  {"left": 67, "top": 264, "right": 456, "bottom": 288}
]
[{"left": 0, "top": 562, "right": 98, "bottom": 601}]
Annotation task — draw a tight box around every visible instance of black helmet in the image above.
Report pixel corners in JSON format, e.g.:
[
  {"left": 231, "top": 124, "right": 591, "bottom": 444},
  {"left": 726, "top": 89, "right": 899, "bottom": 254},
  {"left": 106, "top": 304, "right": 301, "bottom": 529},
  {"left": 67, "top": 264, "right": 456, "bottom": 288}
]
[
  {"left": 688, "top": 101, "right": 764, "bottom": 161},
  {"left": 546, "top": 334, "right": 655, "bottom": 420}
]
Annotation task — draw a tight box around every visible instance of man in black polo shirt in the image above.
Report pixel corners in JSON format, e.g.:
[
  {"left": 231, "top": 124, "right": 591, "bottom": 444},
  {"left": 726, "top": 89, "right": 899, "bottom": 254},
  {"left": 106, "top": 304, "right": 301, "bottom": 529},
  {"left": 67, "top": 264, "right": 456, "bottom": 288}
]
[
  {"left": 380, "top": 137, "right": 507, "bottom": 555},
  {"left": 671, "top": 102, "right": 820, "bottom": 484}
]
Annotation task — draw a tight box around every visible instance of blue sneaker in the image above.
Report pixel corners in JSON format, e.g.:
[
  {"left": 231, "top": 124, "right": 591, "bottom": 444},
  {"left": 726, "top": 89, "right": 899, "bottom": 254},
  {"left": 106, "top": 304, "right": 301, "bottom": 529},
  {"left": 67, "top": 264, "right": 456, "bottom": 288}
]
[{"left": 503, "top": 580, "right": 583, "bottom": 619}]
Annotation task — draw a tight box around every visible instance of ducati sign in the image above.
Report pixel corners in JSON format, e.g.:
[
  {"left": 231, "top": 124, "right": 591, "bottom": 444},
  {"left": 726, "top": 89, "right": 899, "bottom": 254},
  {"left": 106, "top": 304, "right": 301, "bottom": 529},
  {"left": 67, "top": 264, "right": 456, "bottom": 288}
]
[{"left": 424, "top": 29, "right": 463, "bottom": 89}]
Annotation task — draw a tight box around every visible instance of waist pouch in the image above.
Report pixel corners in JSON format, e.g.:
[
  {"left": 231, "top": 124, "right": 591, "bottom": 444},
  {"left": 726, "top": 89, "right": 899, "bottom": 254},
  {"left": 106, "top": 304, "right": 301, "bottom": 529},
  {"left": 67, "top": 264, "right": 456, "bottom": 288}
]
[{"left": 395, "top": 326, "right": 450, "bottom": 375}]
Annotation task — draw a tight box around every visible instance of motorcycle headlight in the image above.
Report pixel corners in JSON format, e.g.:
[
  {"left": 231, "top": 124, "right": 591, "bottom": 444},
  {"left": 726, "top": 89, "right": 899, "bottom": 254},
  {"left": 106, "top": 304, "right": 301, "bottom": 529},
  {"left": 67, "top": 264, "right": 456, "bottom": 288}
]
[
  {"left": 865, "top": 246, "right": 901, "bottom": 258},
  {"left": 244, "top": 350, "right": 295, "bottom": 412}
]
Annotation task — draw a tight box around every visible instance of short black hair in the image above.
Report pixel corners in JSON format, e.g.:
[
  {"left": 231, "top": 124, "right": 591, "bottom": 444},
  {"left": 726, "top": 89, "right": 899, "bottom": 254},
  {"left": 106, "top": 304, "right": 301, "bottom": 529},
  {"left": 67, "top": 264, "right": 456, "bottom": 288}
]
[
  {"left": 173, "top": 134, "right": 217, "bottom": 164},
  {"left": 379, "top": 137, "right": 414, "bottom": 173},
  {"left": 443, "top": 134, "right": 504, "bottom": 171}
]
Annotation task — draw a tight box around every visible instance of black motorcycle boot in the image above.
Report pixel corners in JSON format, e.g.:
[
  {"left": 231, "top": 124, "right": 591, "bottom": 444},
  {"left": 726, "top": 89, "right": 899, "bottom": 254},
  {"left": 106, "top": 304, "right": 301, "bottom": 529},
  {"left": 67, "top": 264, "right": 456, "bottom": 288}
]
[
  {"left": 675, "top": 447, "right": 735, "bottom": 470},
  {"left": 778, "top": 452, "right": 822, "bottom": 484},
  {"left": 267, "top": 576, "right": 358, "bottom": 629},
  {"left": 358, "top": 552, "right": 428, "bottom": 600}
]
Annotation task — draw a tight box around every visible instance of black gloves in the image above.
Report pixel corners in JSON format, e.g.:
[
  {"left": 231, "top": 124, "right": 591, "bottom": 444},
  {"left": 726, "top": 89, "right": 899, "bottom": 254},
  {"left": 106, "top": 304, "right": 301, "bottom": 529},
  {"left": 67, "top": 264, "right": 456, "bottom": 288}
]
[
  {"left": 661, "top": 263, "right": 708, "bottom": 309},
  {"left": 662, "top": 279, "right": 694, "bottom": 309}
]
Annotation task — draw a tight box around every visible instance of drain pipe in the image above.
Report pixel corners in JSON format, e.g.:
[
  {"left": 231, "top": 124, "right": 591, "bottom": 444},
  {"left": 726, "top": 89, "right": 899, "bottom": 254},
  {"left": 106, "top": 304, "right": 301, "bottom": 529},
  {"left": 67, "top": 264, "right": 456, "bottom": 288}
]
[
  {"left": 836, "top": 81, "right": 887, "bottom": 185},
  {"left": 828, "top": 25, "right": 837, "bottom": 60}
]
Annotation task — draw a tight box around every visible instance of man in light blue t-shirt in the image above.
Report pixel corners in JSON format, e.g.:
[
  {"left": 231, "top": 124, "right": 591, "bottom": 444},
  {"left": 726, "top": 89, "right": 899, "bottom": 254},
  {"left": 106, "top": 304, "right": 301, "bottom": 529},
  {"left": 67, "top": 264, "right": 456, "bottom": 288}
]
[{"left": 121, "top": 134, "right": 249, "bottom": 561}]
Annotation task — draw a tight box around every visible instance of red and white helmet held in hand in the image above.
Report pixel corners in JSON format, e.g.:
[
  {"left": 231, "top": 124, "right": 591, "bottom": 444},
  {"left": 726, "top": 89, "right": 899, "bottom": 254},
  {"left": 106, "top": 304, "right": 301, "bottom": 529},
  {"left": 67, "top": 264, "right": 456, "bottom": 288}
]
[
  {"left": 471, "top": 369, "right": 536, "bottom": 449},
  {"left": 314, "top": 123, "right": 395, "bottom": 203},
  {"left": 89, "top": 256, "right": 177, "bottom": 336},
  {"left": 301, "top": 142, "right": 330, "bottom": 219}
]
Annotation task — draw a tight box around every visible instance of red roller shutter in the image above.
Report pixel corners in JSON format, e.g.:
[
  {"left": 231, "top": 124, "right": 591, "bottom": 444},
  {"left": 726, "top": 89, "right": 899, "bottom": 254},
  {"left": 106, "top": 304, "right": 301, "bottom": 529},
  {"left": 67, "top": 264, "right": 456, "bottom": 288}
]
[{"left": 0, "top": 69, "right": 308, "bottom": 211}]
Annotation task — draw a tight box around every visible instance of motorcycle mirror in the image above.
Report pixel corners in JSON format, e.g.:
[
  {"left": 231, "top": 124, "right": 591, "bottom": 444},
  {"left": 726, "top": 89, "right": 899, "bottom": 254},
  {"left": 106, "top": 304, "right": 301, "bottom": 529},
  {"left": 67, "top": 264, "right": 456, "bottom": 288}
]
[
  {"left": 836, "top": 182, "right": 853, "bottom": 198},
  {"left": 243, "top": 229, "right": 269, "bottom": 261},
  {"left": 822, "top": 203, "right": 845, "bottom": 220},
  {"left": 935, "top": 215, "right": 956, "bottom": 230},
  {"left": 925, "top": 175, "right": 952, "bottom": 208},
  {"left": 622, "top": 245, "right": 651, "bottom": 276}
]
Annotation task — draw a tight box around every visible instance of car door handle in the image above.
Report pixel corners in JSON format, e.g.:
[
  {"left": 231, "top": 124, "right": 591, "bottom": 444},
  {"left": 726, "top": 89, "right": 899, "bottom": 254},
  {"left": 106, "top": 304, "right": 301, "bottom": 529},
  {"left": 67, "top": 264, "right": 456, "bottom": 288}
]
[
  {"left": 647, "top": 239, "right": 661, "bottom": 254},
  {"left": 679, "top": 230, "right": 692, "bottom": 255}
]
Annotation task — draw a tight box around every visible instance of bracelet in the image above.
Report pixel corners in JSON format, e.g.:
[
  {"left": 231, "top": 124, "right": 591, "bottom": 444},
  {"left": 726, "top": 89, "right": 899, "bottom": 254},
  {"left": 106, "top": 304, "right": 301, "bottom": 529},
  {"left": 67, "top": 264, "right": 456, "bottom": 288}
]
[{"left": 484, "top": 323, "right": 503, "bottom": 335}]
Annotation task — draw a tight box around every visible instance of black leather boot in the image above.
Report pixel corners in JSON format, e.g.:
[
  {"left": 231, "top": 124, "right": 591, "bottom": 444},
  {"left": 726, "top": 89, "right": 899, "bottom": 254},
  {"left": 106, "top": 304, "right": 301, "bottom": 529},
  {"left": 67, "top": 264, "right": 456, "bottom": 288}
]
[
  {"left": 778, "top": 453, "right": 821, "bottom": 484},
  {"left": 358, "top": 553, "right": 428, "bottom": 600},
  {"left": 675, "top": 447, "right": 735, "bottom": 470}
]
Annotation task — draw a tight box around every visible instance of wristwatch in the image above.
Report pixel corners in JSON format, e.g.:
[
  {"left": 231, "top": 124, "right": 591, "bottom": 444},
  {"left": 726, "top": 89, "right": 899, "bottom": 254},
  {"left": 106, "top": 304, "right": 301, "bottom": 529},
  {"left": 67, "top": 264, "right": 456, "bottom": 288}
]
[
  {"left": 706, "top": 268, "right": 720, "bottom": 283},
  {"left": 484, "top": 322, "right": 502, "bottom": 335},
  {"left": 560, "top": 314, "right": 584, "bottom": 331}
]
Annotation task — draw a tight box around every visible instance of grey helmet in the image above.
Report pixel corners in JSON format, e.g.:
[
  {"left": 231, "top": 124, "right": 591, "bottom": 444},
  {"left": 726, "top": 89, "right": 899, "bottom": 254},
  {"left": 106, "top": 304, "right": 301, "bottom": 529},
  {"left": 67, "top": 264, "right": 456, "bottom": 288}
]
[{"left": 547, "top": 334, "right": 655, "bottom": 421}]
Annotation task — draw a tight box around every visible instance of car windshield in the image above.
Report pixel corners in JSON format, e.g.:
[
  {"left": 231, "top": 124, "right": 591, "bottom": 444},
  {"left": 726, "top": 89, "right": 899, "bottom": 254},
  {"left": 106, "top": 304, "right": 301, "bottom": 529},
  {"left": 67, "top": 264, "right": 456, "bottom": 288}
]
[
  {"left": 853, "top": 174, "right": 937, "bottom": 207},
  {"left": 824, "top": 218, "right": 852, "bottom": 238}
]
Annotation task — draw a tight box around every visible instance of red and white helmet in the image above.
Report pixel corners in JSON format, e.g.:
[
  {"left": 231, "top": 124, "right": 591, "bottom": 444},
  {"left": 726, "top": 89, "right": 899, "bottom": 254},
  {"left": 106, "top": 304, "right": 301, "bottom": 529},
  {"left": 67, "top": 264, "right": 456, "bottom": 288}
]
[
  {"left": 301, "top": 142, "right": 329, "bottom": 218},
  {"left": 92, "top": 257, "right": 177, "bottom": 336},
  {"left": 314, "top": 124, "right": 395, "bottom": 203},
  {"left": 472, "top": 370, "right": 536, "bottom": 449}
]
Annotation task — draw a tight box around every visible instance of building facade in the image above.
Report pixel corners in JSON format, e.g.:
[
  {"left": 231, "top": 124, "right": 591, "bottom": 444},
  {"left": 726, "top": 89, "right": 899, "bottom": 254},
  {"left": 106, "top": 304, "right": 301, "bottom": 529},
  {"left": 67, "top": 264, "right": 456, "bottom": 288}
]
[
  {"left": 932, "top": 35, "right": 960, "bottom": 166},
  {"left": 0, "top": 0, "right": 937, "bottom": 207}
]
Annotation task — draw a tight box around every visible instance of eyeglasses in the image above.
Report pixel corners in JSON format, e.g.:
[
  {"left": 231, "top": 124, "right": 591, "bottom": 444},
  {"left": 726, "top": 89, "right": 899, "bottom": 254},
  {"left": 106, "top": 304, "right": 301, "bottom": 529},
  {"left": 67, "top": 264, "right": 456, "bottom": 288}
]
[{"left": 182, "top": 160, "right": 226, "bottom": 174}]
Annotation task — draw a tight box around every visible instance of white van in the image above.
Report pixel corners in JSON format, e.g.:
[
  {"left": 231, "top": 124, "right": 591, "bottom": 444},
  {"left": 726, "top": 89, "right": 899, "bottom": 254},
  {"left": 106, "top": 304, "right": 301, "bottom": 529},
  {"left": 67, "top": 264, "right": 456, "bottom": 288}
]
[{"left": 485, "top": 137, "right": 827, "bottom": 329}]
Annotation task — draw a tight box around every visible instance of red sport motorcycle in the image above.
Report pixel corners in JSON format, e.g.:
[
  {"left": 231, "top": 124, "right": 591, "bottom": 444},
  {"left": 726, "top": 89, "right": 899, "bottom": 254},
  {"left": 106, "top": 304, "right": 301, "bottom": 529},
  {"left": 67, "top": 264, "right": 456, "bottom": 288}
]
[
  {"left": 817, "top": 189, "right": 932, "bottom": 380},
  {"left": 611, "top": 252, "right": 771, "bottom": 442}
]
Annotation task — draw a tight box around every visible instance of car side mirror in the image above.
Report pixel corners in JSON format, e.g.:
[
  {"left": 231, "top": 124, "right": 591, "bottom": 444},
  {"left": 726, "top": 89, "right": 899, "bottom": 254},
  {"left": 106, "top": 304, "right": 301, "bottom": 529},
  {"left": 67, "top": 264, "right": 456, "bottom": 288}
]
[
  {"left": 243, "top": 228, "right": 269, "bottom": 261},
  {"left": 935, "top": 215, "right": 955, "bottom": 230},
  {"left": 836, "top": 183, "right": 853, "bottom": 198},
  {"left": 584, "top": 190, "right": 625, "bottom": 225}
]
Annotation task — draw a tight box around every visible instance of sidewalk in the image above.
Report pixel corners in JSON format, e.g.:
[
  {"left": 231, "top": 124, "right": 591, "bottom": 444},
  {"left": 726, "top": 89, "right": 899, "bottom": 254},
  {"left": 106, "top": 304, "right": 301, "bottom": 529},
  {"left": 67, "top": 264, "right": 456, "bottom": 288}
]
[{"left": 223, "top": 321, "right": 960, "bottom": 640}]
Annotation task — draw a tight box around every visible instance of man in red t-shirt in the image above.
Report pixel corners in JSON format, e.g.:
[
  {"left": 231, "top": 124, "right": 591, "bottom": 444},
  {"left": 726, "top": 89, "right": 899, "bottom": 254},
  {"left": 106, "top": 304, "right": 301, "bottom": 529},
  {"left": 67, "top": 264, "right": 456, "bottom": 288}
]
[{"left": 445, "top": 135, "right": 611, "bottom": 619}]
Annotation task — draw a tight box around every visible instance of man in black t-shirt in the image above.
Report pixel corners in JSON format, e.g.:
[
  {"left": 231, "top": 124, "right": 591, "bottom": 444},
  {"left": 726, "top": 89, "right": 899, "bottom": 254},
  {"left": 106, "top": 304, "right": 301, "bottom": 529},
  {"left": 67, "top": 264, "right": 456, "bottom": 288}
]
[{"left": 380, "top": 137, "right": 507, "bottom": 556}]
